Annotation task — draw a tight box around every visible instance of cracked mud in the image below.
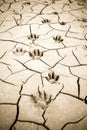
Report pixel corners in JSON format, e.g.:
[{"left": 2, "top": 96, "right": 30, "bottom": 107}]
[{"left": 0, "top": 0, "right": 87, "bottom": 130}]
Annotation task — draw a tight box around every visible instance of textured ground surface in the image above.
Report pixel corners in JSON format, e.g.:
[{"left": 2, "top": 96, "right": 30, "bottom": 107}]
[{"left": 0, "top": 0, "right": 87, "bottom": 130}]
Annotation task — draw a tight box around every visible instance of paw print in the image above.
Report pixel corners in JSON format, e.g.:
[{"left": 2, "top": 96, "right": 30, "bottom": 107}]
[
  {"left": 31, "top": 87, "right": 52, "bottom": 110},
  {"left": 13, "top": 47, "right": 26, "bottom": 56},
  {"left": 82, "top": 45, "right": 87, "bottom": 50},
  {"left": 41, "top": 19, "right": 51, "bottom": 23},
  {"left": 28, "top": 34, "right": 39, "bottom": 41},
  {"left": 53, "top": 35, "right": 63, "bottom": 43},
  {"left": 45, "top": 71, "right": 59, "bottom": 84},
  {"left": 29, "top": 49, "right": 43, "bottom": 59}
]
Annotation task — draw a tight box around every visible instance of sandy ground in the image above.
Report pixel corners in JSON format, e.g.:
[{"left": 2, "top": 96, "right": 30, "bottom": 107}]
[{"left": 0, "top": 0, "right": 87, "bottom": 130}]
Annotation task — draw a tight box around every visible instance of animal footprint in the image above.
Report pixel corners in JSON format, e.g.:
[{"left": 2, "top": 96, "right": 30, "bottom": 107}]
[
  {"left": 13, "top": 47, "right": 26, "bottom": 56},
  {"left": 28, "top": 34, "right": 39, "bottom": 41},
  {"left": 29, "top": 49, "right": 43, "bottom": 59},
  {"left": 53, "top": 35, "right": 63, "bottom": 43},
  {"left": 41, "top": 19, "right": 51, "bottom": 23},
  {"left": 31, "top": 87, "right": 52, "bottom": 110},
  {"left": 45, "top": 71, "right": 59, "bottom": 84}
]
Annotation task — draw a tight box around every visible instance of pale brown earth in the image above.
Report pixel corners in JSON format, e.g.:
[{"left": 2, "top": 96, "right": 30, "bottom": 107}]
[{"left": 0, "top": 0, "right": 87, "bottom": 130}]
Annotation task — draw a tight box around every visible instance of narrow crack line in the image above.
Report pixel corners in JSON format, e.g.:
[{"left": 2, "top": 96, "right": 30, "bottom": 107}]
[
  {"left": 0, "top": 103, "right": 16, "bottom": 105},
  {"left": 39, "top": 4, "right": 49, "bottom": 15},
  {"left": 56, "top": 50, "right": 63, "bottom": 58},
  {"left": 0, "top": 61, "right": 9, "bottom": 66},
  {"left": 43, "top": 44, "right": 82, "bottom": 52},
  {"left": 68, "top": 66, "right": 87, "bottom": 80},
  {"left": 66, "top": 35, "right": 85, "bottom": 40},
  {"left": 18, "top": 120, "right": 50, "bottom": 130},
  {"left": 62, "top": 42, "right": 66, "bottom": 48},
  {"left": 40, "top": 59, "right": 51, "bottom": 67},
  {"left": 7, "top": 43, "right": 17, "bottom": 53},
  {"left": 50, "top": 55, "right": 66, "bottom": 69},
  {"left": 21, "top": 73, "right": 35, "bottom": 84},
  {"left": 7, "top": 66, "right": 13, "bottom": 74},
  {"left": 61, "top": 115, "right": 87, "bottom": 130},
  {"left": 0, "top": 24, "right": 18, "bottom": 34},
  {"left": 6, "top": 69, "right": 27, "bottom": 79},
  {"left": 61, "top": 91, "right": 84, "bottom": 102},
  {"left": 19, "top": 84, "right": 23, "bottom": 95},
  {"left": 13, "top": 17, "right": 20, "bottom": 26},
  {"left": 26, "top": 14, "right": 39, "bottom": 24},
  {"left": 49, "top": 24, "right": 67, "bottom": 32},
  {"left": 42, "top": 110, "right": 46, "bottom": 125},
  {"left": 51, "top": 84, "right": 64, "bottom": 101},
  {"left": 59, "top": 62, "right": 87, "bottom": 67},
  {"left": 42, "top": 110, "right": 51, "bottom": 130},
  {"left": 0, "top": 51, "right": 7, "bottom": 59},
  {"left": 65, "top": 24, "right": 71, "bottom": 37},
  {"left": 77, "top": 77, "right": 80, "bottom": 98},
  {"left": 18, "top": 119, "right": 43, "bottom": 125},
  {"left": 21, "top": 94, "right": 31, "bottom": 97},
  {"left": 72, "top": 50, "right": 80, "bottom": 65},
  {"left": 23, "top": 59, "right": 32, "bottom": 64},
  {"left": 0, "top": 79, "right": 16, "bottom": 86},
  {"left": 14, "top": 59, "right": 41, "bottom": 74},
  {"left": 9, "top": 82, "right": 23, "bottom": 130},
  {"left": 9, "top": 96, "right": 21, "bottom": 130},
  {"left": 0, "top": 39, "right": 29, "bottom": 46}
]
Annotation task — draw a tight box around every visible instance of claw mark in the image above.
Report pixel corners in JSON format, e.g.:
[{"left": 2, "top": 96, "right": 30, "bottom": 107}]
[
  {"left": 41, "top": 19, "right": 51, "bottom": 23},
  {"left": 29, "top": 49, "right": 43, "bottom": 59},
  {"left": 28, "top": 34, "right": 39, "bottom": 41},
  {"left": 53, "top": 35, "right": 63, "bottom": 43}
]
